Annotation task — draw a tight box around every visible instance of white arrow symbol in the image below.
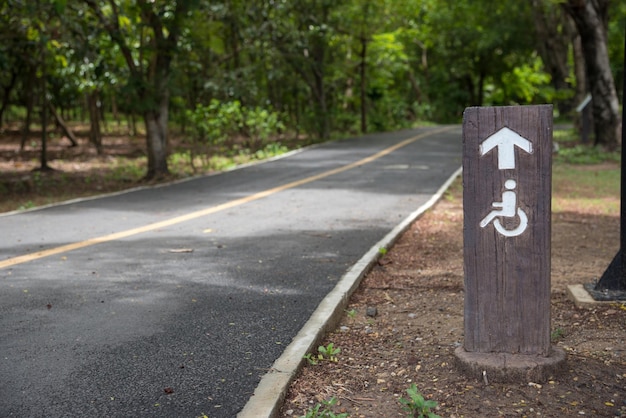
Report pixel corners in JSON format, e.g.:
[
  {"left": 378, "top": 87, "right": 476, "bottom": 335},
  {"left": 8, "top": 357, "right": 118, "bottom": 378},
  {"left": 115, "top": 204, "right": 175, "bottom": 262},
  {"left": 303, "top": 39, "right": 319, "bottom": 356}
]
[{"left": 479, "top": 127, "right": 533, "bottom": 170}]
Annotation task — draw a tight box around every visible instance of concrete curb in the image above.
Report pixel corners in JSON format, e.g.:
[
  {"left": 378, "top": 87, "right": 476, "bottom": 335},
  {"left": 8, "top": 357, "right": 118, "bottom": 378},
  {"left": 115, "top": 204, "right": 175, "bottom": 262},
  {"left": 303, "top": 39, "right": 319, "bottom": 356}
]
[
  {"left": 237, "top": 166, "right": 463, "bottom": 418},
  {"left": 566, "top": 284, "right": 618, "bottom": 308}
]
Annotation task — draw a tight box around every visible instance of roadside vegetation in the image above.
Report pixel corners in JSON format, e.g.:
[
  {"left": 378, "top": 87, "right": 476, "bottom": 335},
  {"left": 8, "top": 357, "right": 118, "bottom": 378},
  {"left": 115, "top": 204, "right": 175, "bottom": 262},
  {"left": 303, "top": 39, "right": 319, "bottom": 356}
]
[
  {"left": 0, "top": 124, "right": 620, "bottom": 216},
  {"left": 0, "top": 1, "right": 624, "bottom": 184}
]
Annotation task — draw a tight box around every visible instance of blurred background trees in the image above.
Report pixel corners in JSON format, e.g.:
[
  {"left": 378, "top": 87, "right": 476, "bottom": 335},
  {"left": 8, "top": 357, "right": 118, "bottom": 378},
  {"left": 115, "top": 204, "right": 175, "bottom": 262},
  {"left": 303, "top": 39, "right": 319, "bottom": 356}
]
[{"left": 0, "top": 0, "right": 624, "bottom": 178}]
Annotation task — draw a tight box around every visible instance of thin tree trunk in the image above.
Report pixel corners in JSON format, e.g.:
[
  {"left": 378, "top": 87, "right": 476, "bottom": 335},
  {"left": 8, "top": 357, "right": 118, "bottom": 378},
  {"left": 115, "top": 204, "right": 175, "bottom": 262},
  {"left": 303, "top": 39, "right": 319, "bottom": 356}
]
[
  {"left": 111, "top": 93, "right": 121, "bottom": 130},
  {"left": 531, "top": 0, "right": 574, "bottom": 115},
  {"left": 406, "top": 69, "right": 422, "bottom": 103},
  {"left": 99, "top": 95, "right": 108, "bottom": 134},
  {"left": 0, "top": 70, "right": 18, "bottom": 128},
  {"left": 48, "top": 102, "right": 78, "bottom": 147},
  {"left": 143, "top": 93, "right": 169, "bottom": 179},
  {"left": 87, "top": 91, "right": 103, "bottom": 154},
  {"left": 131, "top": 113, "right": 137, "bottom": 136},
  {"left": 20, "top": 67, "right": 36, "bottom": 151},
  {"left": 39, "top": 53, "right": 51, "bottom": 171},
  {"left": 360, "top": 35, "right": 367, "bottom": 134},
  {"left": 563, "top": 0, "right": 620, "bottom": 149},
  {"left": 571, "top": 20, "right": 587, "bottom": 103},
  {"left": 313, "top": 71, "right": 329, "bottom": 140}
]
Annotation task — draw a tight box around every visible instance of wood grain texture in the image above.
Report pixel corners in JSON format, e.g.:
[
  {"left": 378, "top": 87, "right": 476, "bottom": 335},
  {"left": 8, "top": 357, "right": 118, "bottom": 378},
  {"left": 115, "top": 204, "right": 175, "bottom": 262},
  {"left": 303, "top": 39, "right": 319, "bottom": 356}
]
[{"left": 463, "top": 105, "right": 552, "bottom": 356}]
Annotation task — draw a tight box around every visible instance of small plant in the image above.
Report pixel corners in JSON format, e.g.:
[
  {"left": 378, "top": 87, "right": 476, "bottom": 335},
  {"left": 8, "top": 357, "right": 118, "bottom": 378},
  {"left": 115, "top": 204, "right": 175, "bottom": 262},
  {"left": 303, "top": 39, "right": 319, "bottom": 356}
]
[
  {"left": 32, "top": 171, "right": 43, "bottom": 189},
  {"left": 399, "top": 384, "right": 440, "bottom": 418},
  {"left": 551, "top": 327, "right": 565, "bottom": 342},
  {"left": 318, "top": 342, "right": 341, "bottom": 359},
  {"left": 300, "top": 397, "right": 348, "bottom": 418},
  {"left": 345, "top": 308, "right": 357, "bottom": 318},
  {"left": 18, "top": 201, "right": 35, "bottom": 210},
  {"left": 303, "top": 343, "right": 341, "bottom": 365},
  {"left": 378, "top": 247, "right": 388, "bottom": 256}
]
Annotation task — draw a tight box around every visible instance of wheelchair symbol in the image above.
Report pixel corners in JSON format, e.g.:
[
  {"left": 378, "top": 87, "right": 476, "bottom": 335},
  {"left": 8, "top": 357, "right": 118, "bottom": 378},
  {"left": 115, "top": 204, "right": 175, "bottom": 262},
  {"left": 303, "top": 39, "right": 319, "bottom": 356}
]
[{"left": 479, "top": 179, "right": 528, "bottom": 237}]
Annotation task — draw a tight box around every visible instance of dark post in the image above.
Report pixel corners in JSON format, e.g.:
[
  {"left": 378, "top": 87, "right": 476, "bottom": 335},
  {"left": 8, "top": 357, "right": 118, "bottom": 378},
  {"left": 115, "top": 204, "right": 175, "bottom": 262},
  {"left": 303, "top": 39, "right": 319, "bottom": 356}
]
[
  {"left": 455, "top": 105, "right": 565, "bottom": 382},
  {"left": 592, "top": 25, "right": 626, "bottom": 294}
]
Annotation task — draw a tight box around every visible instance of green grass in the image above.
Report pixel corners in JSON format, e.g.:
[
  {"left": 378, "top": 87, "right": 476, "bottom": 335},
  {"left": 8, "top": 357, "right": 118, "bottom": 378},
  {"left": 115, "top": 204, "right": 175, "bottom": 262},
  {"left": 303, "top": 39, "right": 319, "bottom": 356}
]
[
  {"left": 550, "top": 125, "right": 621, "bottom": 215},
  {"left": 553, "top": 127, "right": 620, "bottom": 165},
  {"left": 552, "top": 158, "right": 620, "bottom": 216},
  {"left": 555, "top": 145, "right": 620, "bottom": 165}
]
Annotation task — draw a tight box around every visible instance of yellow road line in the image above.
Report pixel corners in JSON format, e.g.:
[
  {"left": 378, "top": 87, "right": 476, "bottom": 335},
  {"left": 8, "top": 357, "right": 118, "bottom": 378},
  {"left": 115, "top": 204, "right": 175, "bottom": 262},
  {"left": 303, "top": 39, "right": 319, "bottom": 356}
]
[{"left": 0, "top": 126, "right": 455, "bottom": 270}]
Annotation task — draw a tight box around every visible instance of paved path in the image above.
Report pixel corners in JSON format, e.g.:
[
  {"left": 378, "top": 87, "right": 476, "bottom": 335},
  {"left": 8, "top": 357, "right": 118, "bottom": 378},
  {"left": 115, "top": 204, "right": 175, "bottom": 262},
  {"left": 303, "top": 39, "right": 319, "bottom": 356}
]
[{"left": 0, "top": 126, "right": 461, "bottom": 417}]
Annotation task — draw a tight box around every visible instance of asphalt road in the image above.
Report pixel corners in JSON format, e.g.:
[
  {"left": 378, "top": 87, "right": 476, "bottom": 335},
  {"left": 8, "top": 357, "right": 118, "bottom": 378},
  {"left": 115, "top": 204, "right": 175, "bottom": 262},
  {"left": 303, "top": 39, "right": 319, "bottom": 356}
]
[{"left": 0, "top": 126, "right": 461, "bottom": 417}]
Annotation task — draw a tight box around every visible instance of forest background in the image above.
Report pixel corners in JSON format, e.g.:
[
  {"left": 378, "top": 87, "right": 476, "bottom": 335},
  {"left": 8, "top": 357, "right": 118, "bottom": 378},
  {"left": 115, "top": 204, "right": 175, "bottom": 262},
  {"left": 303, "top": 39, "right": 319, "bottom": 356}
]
[{"left": 0, "top": 0, "right": 625, "bottom": 185}]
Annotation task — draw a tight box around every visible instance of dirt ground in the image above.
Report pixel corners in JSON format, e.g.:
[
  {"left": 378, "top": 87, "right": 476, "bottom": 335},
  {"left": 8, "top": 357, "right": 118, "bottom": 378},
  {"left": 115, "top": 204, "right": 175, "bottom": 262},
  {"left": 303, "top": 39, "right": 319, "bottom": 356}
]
[
  {"left": 0, "top": 129, "right": 154, "bottom": 213},
  {"left": 281, "top": 180, "right": 626, "bottom": 418}
]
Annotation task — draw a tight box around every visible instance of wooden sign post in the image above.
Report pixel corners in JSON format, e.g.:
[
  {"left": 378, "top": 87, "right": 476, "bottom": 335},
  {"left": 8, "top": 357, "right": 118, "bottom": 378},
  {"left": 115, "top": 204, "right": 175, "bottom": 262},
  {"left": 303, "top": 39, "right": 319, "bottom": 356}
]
[{"left": 455, "top": 105, "right": 565, "bottom": 382}]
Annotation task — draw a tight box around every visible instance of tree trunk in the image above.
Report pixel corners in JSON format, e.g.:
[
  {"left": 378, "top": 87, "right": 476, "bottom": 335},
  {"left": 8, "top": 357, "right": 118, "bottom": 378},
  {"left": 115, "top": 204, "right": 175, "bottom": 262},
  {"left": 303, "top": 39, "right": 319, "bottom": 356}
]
[
  {"left": 143, "top": 94, "right": 169, "bottom": 179},
  {"left": 20, "top": 66, "right": 37, "bottom": 151},
  {"left": 83, "top": 0, "right": 191, "bottom": 180},
  {"left": 0, "top": 70, "right": 18, "bottom": 129},
  {"left": 563, "top": 0, "right": 621, "bottom": 149},
  {"left": 111, "top": 93, "right": 121, "bottom": 130},
  {"left": 360, "top": 35, "right": 367, "bottom": 134},
  {"left": 531, "top": 0, "right": 574, "bottom": 115},
  {"left": 313, "top": 71, "right": 329, "bottom": 140},
  {"left": 406, "top": 68, "right": 422, "bottom": 103},
  {"left": 48, "top": 103, "right": 78, "bottom": 147},
  {"left": 87, "top": 91, "right": 103, "bottom": 154},
  {"left": 127, "top": 113, "right": 136, "bottom": 137},
  {"left": 39, "top": 55, "right": 51, "bottom": 171}
]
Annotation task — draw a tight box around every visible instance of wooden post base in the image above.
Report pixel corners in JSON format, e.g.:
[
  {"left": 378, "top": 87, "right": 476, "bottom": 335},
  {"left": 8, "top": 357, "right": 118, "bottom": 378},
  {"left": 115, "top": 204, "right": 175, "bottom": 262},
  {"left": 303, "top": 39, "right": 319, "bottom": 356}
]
[{"left": 454, "top": 346, "right": 566, "bottom": 384}]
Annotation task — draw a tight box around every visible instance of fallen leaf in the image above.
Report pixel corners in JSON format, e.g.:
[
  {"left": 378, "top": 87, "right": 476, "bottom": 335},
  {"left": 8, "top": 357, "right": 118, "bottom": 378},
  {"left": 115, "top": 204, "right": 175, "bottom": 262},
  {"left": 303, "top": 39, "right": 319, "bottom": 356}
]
[{"left": 164, "top": 387, "right": 174, "bottom": 394}]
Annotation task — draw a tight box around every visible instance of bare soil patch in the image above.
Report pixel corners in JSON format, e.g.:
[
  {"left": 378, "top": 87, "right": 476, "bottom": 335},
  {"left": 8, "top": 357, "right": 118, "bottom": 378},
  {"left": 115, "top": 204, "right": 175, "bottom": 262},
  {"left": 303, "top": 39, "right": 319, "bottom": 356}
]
[
  {"left": 0, "top": 129, "right": 153, "bottom": 212},
  {"left": 281, "top": 182, "right": 626, "bottom": 418},
  {"left": 0, "top": 126, "right": 304, "bottom": 213}
]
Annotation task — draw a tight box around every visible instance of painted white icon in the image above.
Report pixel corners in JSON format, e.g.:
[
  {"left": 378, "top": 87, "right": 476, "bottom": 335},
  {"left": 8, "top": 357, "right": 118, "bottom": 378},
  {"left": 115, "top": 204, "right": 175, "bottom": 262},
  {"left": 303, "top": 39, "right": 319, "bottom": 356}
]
[
  {"left": 479, "top": 179, "right": 528, "bottom": 237},
  {"left": 480, "top": 127, "right": 533, "bottom": 170}
]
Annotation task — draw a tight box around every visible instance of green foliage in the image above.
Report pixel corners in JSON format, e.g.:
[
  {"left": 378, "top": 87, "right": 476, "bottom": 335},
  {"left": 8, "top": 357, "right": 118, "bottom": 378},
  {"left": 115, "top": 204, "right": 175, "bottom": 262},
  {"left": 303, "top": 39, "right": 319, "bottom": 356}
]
[
  {"left": 300, "top": 397, "right": 348, "bottom": 418},
  {"left": 555, "top": 145, "right": 620, "bottom": 165},
  {"left": 304, "top": 343, "right": 341, "bottom": 365},
  {"left": 254, "top": 143, "right": 289, "bottom": 160},
  {"left": 182, "top": 99, "right": 286, "bottom": 172},
  {"left": 1, "top": 0, "right": 624, "bottom": 172},
  {"left": 399, "top": 384, "right": 440, "bottom": 418},
  {"left": 318, "top": 343, "right": 340, "bottom": 358},
  {"left": 18, "top": 201, "right": 36, "bottom": 211},
  {"left": 485, "top": 54, "right": 555, "bottom": 105},
  {"left": 551, "top": 327, "right": 565, "bottom": 342},
  {"left": 185, "top": 100, "right": 240, "bottom": 145},
  {"left": 553, "top": 129, "right": 579, "bottom": 144},
  {"left": 185, "top": 100, "right": 284, "bottom": 148},
  {"left": 105, "top": 158, "right": 147, "bottom": 182}
]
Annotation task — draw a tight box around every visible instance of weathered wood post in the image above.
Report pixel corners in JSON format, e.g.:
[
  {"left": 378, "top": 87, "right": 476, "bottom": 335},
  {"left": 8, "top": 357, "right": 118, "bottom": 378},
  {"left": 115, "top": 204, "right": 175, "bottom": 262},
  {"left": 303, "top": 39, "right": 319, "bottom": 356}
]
[{"left": 455, "top": 105, "right": 565, "bottom": 382}]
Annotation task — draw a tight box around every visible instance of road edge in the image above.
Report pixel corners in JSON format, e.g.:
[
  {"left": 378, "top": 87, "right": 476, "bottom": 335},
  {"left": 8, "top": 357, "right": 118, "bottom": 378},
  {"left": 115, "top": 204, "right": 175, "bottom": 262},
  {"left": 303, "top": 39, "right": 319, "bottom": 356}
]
[{"left": 237, "top": 166, "right": 463, "bottom": 418}]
